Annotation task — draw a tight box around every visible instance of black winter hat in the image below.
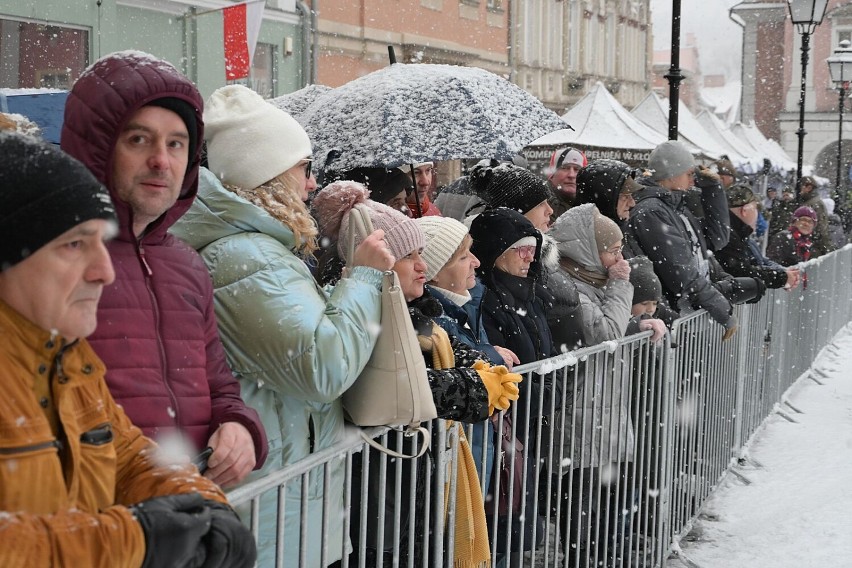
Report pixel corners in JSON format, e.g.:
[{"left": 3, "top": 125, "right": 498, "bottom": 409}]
[
  {"left": 576, "top": 159, "right": 639, "bottom": 220},
  {"left": 147, "top": 97, "right": 199, "bottom": 168},
  {"left": 628, "top": 256, "right": 662, "bottom": 305},
  {"left": 337, "top": 167, "right": 413, "bottom": 205},
  {"left": 469, "top": 207, "right": 542, "bottom": 285},
  {"left": 469, "top": 161, "right": 552, "bottom": 214},
  {"left": 0, "top": 132, "right": 116, "bottom": 270}
]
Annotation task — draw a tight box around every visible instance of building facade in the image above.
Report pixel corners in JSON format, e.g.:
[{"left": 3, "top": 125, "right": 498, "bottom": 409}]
[
  {"left": 513, "top": 0, "right": 653, "bottom": 112},
  {"left": 732, "top": 0, "right": 852, "bottom": 198},
  {"left": 314, "top": 0, "right": 509, "bottom": 85},
  {"left": 0, "top": 0, "right": 306, "bottom": 99}
]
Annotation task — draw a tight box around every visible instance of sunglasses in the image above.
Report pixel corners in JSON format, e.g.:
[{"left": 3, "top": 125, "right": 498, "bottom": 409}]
[{"left": 300, "top": 159, "right": 312, "bottom": 179}]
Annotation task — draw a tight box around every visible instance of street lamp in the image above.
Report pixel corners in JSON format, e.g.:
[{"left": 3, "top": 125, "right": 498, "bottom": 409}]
[
  {"left": 787, "top": 0, "right": 828, "bottom": 197},
  {"left": 827, "top": 40, "right": 852, "bottom": 204}
]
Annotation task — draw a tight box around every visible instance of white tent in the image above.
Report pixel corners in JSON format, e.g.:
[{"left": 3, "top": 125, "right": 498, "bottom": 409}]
[
  {"left": 631, "top": 91, "right": 736, "bottom": 162},
  {"left": 695, "top": 110, "right": 766, "bottom": 174},
  {"left": 528, "top": 81, "right": 666, "bottom": 150},
  {"left": 731, "top": 121, "right": 796, "bottom": 173}
]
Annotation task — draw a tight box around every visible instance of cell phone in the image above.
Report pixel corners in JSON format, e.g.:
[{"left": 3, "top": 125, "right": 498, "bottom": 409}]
[{"left": 192, "top": 447, "right": 214, "bottom": 474}]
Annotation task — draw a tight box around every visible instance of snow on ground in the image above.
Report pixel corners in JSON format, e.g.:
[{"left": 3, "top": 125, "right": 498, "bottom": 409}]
[{"left": 671, "top": 323, "right": 852, "bottom": 568}]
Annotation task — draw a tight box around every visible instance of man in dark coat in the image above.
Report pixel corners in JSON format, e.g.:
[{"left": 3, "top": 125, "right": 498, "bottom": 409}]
[
  {"left": 716, "top": 184, "right": 800, "bottom": 291},
  {"left": 61, "top": 51, "right": 267, "bottom": 488},
  {"left": 626, "top": 140, "right": 738, "bottom": 340},
  {"left": 575, "top": 158, "right": 641, "bottom": 257}
]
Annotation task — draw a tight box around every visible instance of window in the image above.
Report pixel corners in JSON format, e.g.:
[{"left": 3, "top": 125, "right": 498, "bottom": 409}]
[
  {"left": 249, "top": 42, "right": 276, "bottom": 98},
  {"left": 0, "top": 17, "right": 89, "bottom": 89},
  {"left": 837, "top": 29, "right": 852, "bottom": 47},
  {"left": 486, "top": 0, "right": 503, "bottom": 10}
]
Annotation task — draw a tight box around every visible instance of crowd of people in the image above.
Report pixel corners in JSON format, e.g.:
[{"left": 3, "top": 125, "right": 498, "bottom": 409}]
[{"left": 2, "top": 49, "right": 849, "bottom": 567}]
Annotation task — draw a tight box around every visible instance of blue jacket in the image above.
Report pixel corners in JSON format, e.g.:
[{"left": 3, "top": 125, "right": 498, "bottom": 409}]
[
  {"left": 171, "top": 168, "right": 383, "bottom": 567},
  {"left": 429, "top": 281, "right": 503, "bottom": 365}
]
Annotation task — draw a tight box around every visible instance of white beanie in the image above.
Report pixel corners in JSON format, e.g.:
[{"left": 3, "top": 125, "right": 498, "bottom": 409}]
[
  {"left": 417, "top": 216, "right": 470, "bottom": 281},
  {"left": 204, "top": 85, "right": 312, "bottom": 190}
]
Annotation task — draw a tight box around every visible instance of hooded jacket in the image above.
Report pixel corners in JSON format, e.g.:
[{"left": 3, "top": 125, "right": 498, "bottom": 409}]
[
  {"left": 626, "top": 180, "right": 734, "bottom": 326},
  {"left": 60, "top": 52, "right": 267, "bottom": 464},
  {"left": 0, "top": 300, "right": 227, "bottom": 567},
  {"left": 549, "top": 204, "right": 637, "bottom": 346},
  {"left": 171, "top": 168, "right": 385, "bottom": 567},
  {"left": 538, "top": 235, "right": 587, "bottom": 351},
  {"left": 470, "top": 208, "right": 555, "bottom": 365},
  {"left": 575, "top": 159, "right": 644, "bottom": 258}
]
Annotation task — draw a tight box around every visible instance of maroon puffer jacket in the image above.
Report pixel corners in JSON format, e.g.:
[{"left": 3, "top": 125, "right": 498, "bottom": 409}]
[{"left": 61, "top": 52, "right": 267, "bottom": 466}]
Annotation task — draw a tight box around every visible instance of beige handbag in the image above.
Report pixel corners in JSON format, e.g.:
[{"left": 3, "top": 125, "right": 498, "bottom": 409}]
[{"left": 341, "top": 204, "right": 438, "bottom": 435}]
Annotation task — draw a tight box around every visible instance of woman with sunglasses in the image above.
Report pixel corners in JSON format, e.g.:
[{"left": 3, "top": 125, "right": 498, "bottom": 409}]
[
  {"left": 171, "top": 85, "right": 395, "bottom": 568},
  {"left": 469, "top": 207, "right": 559, "bottom": 564}
]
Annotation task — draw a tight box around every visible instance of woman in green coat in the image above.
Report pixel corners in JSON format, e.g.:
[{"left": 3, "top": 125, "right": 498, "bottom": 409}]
[{"left": 171, "top": 85, "right": 395, "bottom": 567}]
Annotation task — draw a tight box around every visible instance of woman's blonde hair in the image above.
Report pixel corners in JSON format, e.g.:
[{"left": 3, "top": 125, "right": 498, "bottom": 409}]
[{"left": 225, "top": 168, "right": 319, "bottom": 257}]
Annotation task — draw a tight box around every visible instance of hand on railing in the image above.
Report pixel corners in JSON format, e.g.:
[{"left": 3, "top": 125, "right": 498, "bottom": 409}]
[
  {"left": 784, "top": 267, "right": 800, "bottom": 290},
  {"left": 639, "top": 318, "right": 667, "bottom": 344},
  {"left": 721, "top": 314, "right": 738, "bottom": 342},
  {"left": 493, "top": 345, "right": 520, "bottom": 370},
  {"left": 473, "top": 360, "right": 522, "bottom": 415}
]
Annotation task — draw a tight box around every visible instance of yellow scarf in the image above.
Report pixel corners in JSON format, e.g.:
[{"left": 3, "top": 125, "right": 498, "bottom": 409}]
[{"left": 425, "top": 324, "right": 491, "bottom": 568}]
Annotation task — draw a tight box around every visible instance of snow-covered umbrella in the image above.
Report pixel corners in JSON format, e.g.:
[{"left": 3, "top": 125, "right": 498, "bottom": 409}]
[
  {"left": 299, "top": 63, "right": 569, "bottom": 172},
  {"left": 267, "top": 84, "right": 332, "bottom": 121}
]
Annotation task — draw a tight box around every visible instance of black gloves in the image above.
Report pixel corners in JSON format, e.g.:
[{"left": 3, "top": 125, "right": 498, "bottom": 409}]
[
  {"left": 130, "top": 493, "right": 212, "bottom": 568},
  {"left": 713, "top": 276, "right": 766, "bottom": 305},
  {"left": 201, "top": 502, "right": 257, "bottom": 568},
  {"left": 130, "top": 494, "right": 256, "bottom": 568}
]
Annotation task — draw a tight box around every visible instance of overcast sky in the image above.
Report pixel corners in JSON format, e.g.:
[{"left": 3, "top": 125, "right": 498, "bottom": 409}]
[{"left": 649, "top": 0, "right": 744, "bottom": 79}]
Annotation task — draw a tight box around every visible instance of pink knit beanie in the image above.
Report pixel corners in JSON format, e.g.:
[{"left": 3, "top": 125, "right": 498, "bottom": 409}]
[{"left": 312, "top": 181, "right": 424, "bottom": 264}]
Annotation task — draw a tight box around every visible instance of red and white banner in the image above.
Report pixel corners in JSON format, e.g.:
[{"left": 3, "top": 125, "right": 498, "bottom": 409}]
[{"left": 223, "top": 0, "right": 265, "bottom": 81}]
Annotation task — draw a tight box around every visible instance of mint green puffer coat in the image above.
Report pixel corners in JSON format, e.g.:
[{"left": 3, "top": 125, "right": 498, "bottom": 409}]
[{"left": 172, "top": 168, "right": 383, "bottom": 567}]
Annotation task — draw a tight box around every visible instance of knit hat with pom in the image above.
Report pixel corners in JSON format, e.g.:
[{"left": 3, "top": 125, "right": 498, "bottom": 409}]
[
  {"left": 417, "top": 216, "right": 470, "bottom": 281},
  {"left": 469, "top": 161, "right": 552, "bottom": 214},
  {"left": 628, "top": 256, "right": 662, "bottom": 304},
  {"left": 312, "top": 180, "right": 424, "bottom": 264},
  {"left": 204, "top": 84, "right": 312, "bottom": 190}
]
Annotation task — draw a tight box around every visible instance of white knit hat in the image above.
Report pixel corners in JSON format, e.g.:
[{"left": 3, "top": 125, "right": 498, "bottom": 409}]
[
  {"left": 204, "top": 85, "right": 312, "bottom": 189},
  {"left": 417, "top": 216, "right": 470, "bottom": 281}
]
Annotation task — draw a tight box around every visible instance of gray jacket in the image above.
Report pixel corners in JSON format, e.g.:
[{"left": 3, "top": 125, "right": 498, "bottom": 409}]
[
  {"left": 548, "top": 204, "right": 636, "bottom": 468},
  {"left": 550, "top": 204, "right": 636, "bottom": 346}
]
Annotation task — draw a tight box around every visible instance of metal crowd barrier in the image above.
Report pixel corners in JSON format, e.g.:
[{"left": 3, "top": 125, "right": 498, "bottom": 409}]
[{"left": 228, "top": 245, "right": 852, "bottom": 568}]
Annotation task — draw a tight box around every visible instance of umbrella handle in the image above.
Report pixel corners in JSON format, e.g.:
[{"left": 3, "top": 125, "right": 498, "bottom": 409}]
[{"left": 407, "top": 164, "right": 422, "bottom": 219}]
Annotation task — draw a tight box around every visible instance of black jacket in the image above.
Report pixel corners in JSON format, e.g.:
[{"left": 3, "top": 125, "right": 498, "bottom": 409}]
[
  {"left": 716, "top": 214, "right": 788, "bottom": 289},
  {"left": 626, "top": 181, "right": 734, "bottom": 326}
]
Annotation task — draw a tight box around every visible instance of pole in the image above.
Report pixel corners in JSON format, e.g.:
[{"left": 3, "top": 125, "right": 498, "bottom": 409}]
[
  {"left": 664, "top": 0, "right": 683, "bottom": 140},
  {"left": 795, "top": 31, "right": 811, "bottom": 198},
  {"left": 837, "top": 82, "right": 847, "bottom": 203}
]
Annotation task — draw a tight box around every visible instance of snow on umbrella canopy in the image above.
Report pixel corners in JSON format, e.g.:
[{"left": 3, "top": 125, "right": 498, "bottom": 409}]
[
  {"left": 267, "top": 83, "right": 332, "bottom": 122},
  {"left": 299, "top": 63, "right": 571, "bottom": 172}
]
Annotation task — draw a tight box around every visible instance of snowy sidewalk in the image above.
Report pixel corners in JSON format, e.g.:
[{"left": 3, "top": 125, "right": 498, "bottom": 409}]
[{"left": 670, "top": 323, "right": 852, "bottom": 568}]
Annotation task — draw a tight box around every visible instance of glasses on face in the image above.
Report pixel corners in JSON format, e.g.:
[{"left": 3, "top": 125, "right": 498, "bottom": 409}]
[
  {"left": 604, "top": 244, "right": 624, "bottom": 256},
  {"left": 511, "top": 245, "right": 536, "bottom": 259},
  {"left": 299, "top": 159, "right": 312, "bottom": 179}
]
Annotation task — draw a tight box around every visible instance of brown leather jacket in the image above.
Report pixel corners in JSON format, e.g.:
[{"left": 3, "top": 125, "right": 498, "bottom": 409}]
[{"left": 0, "top": 300, "right": 227, "bottom": 567}]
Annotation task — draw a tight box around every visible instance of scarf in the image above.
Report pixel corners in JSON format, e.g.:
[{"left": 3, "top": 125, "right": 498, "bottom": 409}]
[
  {"left": 559, "top": 256, "right": 608, "bottom": 288},
  {"left": 407, "top": 193, "right": 435, "bottom": 217},
  {"left": 430, "top": 285, "right": 472, "bottom": 307},
  {"left": 425, "top": 324, "right": 491, "bottom": 568},
  {"left": 790, "top": 226, "right": 812, "bottom": 262}
]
